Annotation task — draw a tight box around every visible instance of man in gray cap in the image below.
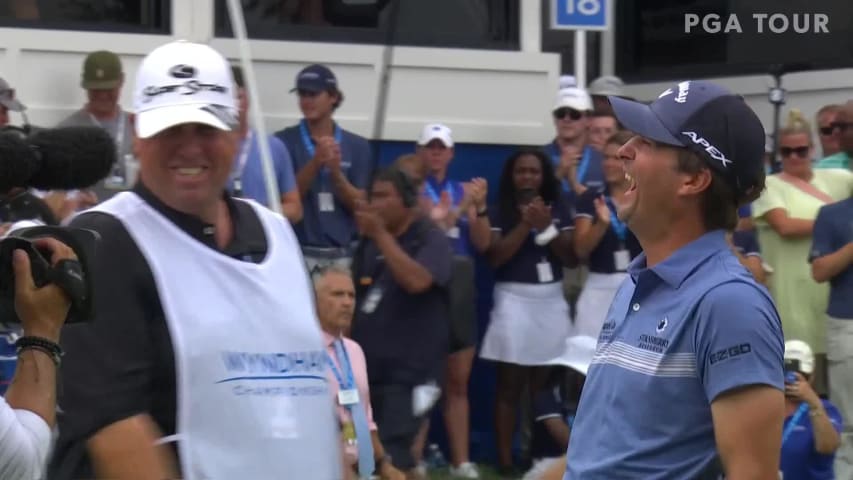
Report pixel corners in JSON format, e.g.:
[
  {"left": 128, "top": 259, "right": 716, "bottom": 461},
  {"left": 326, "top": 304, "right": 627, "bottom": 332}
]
[
  {"left": 0, "top": 77, "right": 27, "bottom": 129},
  {"left": 57, "top": 50, "right": 134, "bottom": 201},
  {"left": 588, "top": 75, "right": 626, "bottom": 114}
]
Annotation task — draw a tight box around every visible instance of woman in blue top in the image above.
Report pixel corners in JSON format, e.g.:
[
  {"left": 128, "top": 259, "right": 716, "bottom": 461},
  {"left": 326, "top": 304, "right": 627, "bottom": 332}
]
[
  {"left": 479, "top": 149, "right": 577, "bottom": 474},
  {"left": 781, "top": 340, "right": 842, "bottom": 480},
  {"left": 572, "top": 131, "right": 642, "bottom": 339}
]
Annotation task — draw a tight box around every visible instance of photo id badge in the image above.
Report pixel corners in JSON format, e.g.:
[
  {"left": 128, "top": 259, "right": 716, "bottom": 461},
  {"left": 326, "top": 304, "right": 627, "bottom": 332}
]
[
  {"left": 338, "top": 389, "right": 359, "bottom": 406},
  {"left": 447, "top": 226, "right": 460, "bottom": 239},
  {"left": 536, "top": 260, "right": 554, "bottom": 283},
  {"left": 614, "top": 249, "right": 631, "bottom": 271},
  {"left": 319, "top": 192, "right": 335, "bottom": 212},
  {"left": 361, "top": 287, "right": 383, "bottom": 314}
]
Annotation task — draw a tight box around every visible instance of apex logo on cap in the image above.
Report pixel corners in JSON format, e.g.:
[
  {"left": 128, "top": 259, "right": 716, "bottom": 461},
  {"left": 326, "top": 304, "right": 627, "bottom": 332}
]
[
  {"left": 682, "top": 131, "right": 732, "bottom": 167},
  {"left": 169, "top": 64, "right": 197, "bottom": 79}
]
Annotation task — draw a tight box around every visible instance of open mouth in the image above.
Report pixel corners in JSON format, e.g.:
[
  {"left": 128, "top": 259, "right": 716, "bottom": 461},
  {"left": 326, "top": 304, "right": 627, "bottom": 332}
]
[
  {"left": 624, "top": 172, "right": 637, "bottom": 194},
  {"left": 172, "top": 166, "right": 207, "bottom": 177}
]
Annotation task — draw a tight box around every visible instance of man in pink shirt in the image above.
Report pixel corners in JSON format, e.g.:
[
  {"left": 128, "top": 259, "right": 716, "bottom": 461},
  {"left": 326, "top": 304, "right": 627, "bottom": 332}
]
[{"left": 314, "top": 266, "right": 405, "bottom": 480}]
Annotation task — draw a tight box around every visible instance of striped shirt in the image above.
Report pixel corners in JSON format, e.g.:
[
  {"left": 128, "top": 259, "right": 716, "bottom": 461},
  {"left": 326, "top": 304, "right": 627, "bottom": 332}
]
[{"left": 565, "top": 230, "right": 784, "bottom": 479}]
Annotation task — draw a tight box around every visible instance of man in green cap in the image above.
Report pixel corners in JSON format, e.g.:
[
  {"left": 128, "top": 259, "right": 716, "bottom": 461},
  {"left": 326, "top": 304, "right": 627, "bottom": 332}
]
[{"left": 57, "top": 50, "right": 134, "bottom": 203}]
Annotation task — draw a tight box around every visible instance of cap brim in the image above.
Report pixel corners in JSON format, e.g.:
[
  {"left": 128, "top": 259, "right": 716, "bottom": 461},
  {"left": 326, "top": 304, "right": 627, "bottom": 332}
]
[
  {"left": 83, "top": 79, "right": 122, "bottom": 90},
  {"left": 418, "top": 135, "right": 453, "bottom": 147},
  {"left": 544, "top": 335, "right": 597, "bottom": 374},
  {"left": 136, "top": 104, "right": 232, "bottom": 139},
  {"left": 289, "top": 84, "right": 324, "bottom": 93},
  {"left": 608, "top": 96, "right": 683, "bottom": 147},
  {"left": 0, "top": 98, "right": 26, "bottom": 112}
]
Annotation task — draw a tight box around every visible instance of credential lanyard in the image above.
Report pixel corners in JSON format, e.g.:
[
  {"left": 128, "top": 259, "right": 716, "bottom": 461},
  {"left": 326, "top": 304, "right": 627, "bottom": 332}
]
[
  {"left": 232, "top": 130, "right": 253, "bottom": 196},
  {"left": 90, "top": 111, "right": 126, "bottom": 158},
  {"left": 552, "top": 145, "right": 591, "bottom": 192},
  {"left": 605, "top": 196, "right": 627, "bottom": 242},
  {"left": 326, "top": 338, "right": 356, "bottom": 392},
  {"left": 424, "top": 177, "right": 457, "bottom": 206},
  {"left": 299, "top": 120, "right": 342, "bottom": 191},
  {"left": 781, "top": 403, "right": 809, "bottom": 446},
  {"left": 576, "top": 147, "right": 591, "bottom": 184}
]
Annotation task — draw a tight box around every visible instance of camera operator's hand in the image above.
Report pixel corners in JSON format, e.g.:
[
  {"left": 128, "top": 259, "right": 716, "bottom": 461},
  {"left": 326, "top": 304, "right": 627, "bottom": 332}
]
[{"left": 13, "top": 238, "right": 76, "bottom": 342}]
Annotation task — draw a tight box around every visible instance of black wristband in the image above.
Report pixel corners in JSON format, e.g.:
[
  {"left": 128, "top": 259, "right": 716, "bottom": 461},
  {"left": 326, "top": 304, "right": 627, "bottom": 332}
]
[{"left": 16, "top": 336, "right": 63, "bottom": 366}]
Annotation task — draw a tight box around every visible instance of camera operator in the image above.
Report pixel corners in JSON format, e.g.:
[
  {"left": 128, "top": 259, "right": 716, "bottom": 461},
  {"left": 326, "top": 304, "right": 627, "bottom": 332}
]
[{"left": 0, "top": 237, "right": 75, "bottom": 480}]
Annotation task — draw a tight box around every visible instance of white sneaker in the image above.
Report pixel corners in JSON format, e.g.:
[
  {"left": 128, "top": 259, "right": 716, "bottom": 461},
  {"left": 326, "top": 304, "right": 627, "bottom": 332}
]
[
  {"left": 449, "top": 462, "right": 481, "bottom": 479},
  {"left": 414, "top": 461, "right": 428, "bottom": 478}
]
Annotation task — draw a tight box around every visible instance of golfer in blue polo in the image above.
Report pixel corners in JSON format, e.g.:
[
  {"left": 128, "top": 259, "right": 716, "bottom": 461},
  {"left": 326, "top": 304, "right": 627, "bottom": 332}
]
[{"left": 564, "top": 81, "right": 785, "bottom": 479}]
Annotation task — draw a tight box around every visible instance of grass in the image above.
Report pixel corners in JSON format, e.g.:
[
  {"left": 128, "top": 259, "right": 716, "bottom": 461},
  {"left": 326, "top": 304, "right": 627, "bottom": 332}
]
[{"left": 428, "top": 465, "right": 513, "bottom": 480}]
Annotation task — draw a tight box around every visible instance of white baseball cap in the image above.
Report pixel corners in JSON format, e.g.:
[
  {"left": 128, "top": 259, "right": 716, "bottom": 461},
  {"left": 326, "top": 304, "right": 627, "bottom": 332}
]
[
  {"left": 553, "top": 87, "right": 592, "bottom": 112},
  {"left": 418, "top": 123, "right": 453, "bottom": 147},
  {"left": 547, "top": 335, "right": 598, "bottom": 375},
  {"left": 559, "top": 75, "right": 577, "bottom": 90},
  {"left": 784, "top": 340, "right": 814, "bottom": 375},
  {"left": 133, "top": 40, "right": 237, "bottom": 139}
]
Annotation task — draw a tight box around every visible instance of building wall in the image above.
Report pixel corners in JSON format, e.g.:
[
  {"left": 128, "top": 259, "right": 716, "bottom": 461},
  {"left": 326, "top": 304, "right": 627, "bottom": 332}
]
[{"left": 0, "top": 0, "right": 561, "bottom": 147}]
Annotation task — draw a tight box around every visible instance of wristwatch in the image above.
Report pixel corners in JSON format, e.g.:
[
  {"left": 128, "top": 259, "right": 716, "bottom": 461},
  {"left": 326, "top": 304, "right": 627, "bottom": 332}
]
[{"left": 476, "top": 207, "right": 488, "bottom": 217}]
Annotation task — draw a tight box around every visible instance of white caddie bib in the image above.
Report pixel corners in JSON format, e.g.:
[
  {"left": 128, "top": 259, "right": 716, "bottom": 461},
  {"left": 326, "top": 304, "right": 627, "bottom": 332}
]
[{"left": 91, "top": 192, "right": 341, "bottom": 480}]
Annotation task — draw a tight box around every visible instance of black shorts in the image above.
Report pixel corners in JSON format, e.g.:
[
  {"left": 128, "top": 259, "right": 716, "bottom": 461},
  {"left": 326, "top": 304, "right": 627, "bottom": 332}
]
[
  {"left": 370, "top": 384, "right": 425, "bottom": 471},
  {"left": 448, "top": 256, "right": 477, "bottom": 353}
]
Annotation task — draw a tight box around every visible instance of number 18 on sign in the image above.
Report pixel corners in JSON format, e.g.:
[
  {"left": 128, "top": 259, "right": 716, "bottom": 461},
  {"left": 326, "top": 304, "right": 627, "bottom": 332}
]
[{"left": 552, "top": 0, "right": 610, "bottom": 30}]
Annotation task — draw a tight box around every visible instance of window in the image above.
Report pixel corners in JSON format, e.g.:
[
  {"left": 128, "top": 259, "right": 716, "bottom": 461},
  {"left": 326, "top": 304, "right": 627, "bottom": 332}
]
[
  {"left": 0, "top": 0, "right": 170, "bottom": 34},
  {"left": 616, "top": 0, "right": 853, "bottom": 83},
  {"left": 215, "top": 0, "right": 519, "bottom": 51}
]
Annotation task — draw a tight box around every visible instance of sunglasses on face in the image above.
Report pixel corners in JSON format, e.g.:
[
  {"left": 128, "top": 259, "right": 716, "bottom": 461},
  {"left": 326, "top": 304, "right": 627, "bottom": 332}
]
[
  {"left": 780, "top": 146, "right": 809, "bottom": 158},
  {"left": 830, "top": 121, "right": 853, "bottom": 132},
  {"left": 819, "top": 125, "right": 838, "bottom": 136},
  {"left": 553, "top": 108, "right": 584, "bottom": 121}
]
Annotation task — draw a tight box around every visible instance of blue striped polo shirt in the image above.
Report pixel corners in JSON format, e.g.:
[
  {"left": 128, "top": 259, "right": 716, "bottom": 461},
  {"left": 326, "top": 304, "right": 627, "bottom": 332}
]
[{"left": 565, "top": 230, "right": 784, "bottom": 479}]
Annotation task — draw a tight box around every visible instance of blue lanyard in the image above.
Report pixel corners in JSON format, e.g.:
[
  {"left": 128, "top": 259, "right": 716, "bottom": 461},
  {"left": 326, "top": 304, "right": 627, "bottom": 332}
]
[
  {"left": 299, "top": 120, "right": 342, "bottom": 190},
  {"left": 781, "top": 403, "right": 809, "bottom": 446},
  {"left": 605, "top": 196, "right": 627, "bottom": 242},
  {"left": 326, "top": 338, "right": 355, "bottom": 391},
  {"left": 577, "top": 147, "right": 591, "bottom": 184},
  {"left": 424, "top": 177, "right": 457, "bottom": 206},
  {"left": 551, "top": 145, "right": 591, "bottom": 191},
  {"left": 299, "top": 119, "right": 342, "bottom": 158}
]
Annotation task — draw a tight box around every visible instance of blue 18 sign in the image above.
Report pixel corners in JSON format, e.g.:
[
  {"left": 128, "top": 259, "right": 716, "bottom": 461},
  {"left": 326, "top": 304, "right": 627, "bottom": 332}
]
[{"left": 552, "top": 0, "right": 610, "bottom": 31}]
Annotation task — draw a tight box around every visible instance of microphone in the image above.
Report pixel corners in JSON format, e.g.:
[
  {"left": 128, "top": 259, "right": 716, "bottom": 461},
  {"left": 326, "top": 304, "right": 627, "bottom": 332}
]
[{"left": 0, "top": 126, "right": 117, "bottom": 192}]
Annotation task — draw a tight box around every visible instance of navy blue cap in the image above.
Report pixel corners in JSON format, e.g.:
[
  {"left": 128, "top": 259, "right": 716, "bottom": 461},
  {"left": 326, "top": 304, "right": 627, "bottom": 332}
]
[
  {"left": 609, "top": 80, "right": 766, "bottom": 200},
  {"left": 290, "top": 64, "right": 338, "bottom": 93}
]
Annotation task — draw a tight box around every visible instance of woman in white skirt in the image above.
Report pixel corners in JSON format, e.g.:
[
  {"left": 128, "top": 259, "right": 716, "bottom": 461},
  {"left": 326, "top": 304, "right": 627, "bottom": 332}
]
[
  {"left": 573, "top": 131, "right": 642, "bottom": 339},
  {"left": 479, "top": 149, "right": 577, "bottom": 475}
]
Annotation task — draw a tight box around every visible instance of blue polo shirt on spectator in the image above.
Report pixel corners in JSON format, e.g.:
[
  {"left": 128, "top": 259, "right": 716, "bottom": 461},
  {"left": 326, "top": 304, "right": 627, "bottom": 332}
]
[
  {"left": 543, "top": 142, "right": 605, "bottom": 202},
  {"left": 488, "top": 193, "right": 574, "bottom": 284},
  {"left": 276, "top": 122, "right": 373, "bottom": 248},
  {"left": 574, "top": 187, "right": 642, "bottom": 273},
  {"left": 810, "top": 197, "right": 853, "bottom": 319},
  {"left": 424, "top": 176, "right": 473, "bottom": 257},
  {"left": 565, "top": 230, "right": 784, "bottom": 479},
  {"left": 531, "top": 386, "right": 576, "bottom": 460},
  {"left": 780, "top": 398, "right": 843, "bottom": 480},
  {"left": 732, "top": 229, "right": 761, "bottom": 258},
  {"left": 227, "top": 129, "right": 296, "bottom": 205}
]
